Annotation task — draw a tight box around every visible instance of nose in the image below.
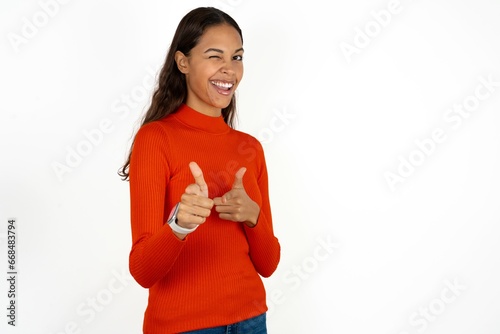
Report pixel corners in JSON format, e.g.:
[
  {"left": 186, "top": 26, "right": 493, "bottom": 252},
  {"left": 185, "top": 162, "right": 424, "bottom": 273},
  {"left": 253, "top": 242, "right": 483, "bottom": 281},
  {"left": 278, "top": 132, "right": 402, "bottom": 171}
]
[{"left": 221, "top": 59, "right": 235, "bottom": 75}]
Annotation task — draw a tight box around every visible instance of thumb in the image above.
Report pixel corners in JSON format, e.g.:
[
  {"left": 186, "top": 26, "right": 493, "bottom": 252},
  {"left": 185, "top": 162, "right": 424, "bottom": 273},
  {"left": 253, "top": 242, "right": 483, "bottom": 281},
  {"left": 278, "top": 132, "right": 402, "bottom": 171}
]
[
  {"left": 232, "top": 167, "right": 246, "bottom": 189},
  {"left": 189, "top": 161, "right": 209, "bottom": 197}
]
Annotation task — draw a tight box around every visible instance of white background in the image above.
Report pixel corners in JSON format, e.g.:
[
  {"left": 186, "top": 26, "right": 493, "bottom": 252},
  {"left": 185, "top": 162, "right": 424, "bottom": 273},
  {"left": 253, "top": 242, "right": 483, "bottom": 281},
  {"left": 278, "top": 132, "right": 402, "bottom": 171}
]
[{"left": 1, "top": 0, "right": 500, "bottom": 333}]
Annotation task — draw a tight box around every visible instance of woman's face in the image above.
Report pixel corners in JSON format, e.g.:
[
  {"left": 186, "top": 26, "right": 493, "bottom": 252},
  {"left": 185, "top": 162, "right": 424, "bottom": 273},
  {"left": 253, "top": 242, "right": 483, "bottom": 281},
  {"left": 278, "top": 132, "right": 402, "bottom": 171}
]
[{"left": 176, "top": 24, "right": 244, "bottom": 116}]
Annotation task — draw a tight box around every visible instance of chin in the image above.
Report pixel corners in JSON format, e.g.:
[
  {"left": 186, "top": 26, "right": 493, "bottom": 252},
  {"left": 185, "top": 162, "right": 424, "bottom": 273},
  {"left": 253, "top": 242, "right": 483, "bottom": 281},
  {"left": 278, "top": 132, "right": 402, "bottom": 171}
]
[{"left": 210, "top": 97, "right": 233, "bottom": 110}]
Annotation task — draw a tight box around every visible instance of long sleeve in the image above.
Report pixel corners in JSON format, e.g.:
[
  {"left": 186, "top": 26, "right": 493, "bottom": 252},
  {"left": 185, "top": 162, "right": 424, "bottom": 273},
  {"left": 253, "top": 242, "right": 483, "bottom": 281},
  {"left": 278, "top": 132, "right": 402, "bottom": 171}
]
[
  {"left": 244, "top": 142, "right": 280, "bottom": 277},
  {"left": 128, "top": 122, "right": 185, "bottom": 288}
]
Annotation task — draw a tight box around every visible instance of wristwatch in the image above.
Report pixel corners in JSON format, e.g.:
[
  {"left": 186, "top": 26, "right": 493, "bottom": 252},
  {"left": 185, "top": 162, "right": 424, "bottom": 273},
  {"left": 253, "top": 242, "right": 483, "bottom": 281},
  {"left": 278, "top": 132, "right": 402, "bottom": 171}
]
[{"left": 167, "top": 203, "right": 198, "bottom": 234}]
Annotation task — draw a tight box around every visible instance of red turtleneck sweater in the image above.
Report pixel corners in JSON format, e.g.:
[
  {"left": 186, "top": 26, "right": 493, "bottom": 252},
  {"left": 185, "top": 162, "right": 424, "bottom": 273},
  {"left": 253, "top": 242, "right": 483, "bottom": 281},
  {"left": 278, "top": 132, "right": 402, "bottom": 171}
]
[{"left": 128, "top": 104, "right": 280, "bottom": 333}]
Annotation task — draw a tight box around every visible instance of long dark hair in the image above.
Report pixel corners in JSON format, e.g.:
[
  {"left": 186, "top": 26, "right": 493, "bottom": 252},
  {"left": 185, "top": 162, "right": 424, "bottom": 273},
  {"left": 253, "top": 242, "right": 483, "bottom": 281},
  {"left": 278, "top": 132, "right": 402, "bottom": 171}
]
[{"left": 118, "top": 7, "right": 243, "bottom": 180}]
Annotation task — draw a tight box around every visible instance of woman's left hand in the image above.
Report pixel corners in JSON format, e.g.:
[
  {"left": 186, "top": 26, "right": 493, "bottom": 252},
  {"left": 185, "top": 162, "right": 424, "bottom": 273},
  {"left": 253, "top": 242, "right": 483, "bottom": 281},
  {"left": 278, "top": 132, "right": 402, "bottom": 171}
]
[{"left": 213, "top": 167, "right": 260, "bottom": 227}]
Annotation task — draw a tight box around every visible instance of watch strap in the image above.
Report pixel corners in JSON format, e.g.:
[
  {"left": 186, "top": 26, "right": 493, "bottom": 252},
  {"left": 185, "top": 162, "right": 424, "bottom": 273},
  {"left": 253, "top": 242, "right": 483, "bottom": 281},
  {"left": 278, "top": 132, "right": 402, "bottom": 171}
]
[{"left": 167, "top": 203, "right": 198, "bottom": 234}]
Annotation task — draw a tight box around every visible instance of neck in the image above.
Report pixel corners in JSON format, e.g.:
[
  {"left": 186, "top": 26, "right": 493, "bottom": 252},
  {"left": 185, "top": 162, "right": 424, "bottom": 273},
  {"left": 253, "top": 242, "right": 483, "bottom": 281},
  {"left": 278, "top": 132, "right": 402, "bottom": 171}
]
[{"left": 185, "top": 101, "right": 222, "bottom": 118}]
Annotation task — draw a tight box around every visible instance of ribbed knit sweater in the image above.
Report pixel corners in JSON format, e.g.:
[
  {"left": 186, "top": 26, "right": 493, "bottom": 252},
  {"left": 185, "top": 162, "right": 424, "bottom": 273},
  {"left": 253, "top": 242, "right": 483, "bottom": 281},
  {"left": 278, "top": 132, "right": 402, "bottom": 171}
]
[{"left": 128, "top": 103, "right": 281, "bottom": 333}]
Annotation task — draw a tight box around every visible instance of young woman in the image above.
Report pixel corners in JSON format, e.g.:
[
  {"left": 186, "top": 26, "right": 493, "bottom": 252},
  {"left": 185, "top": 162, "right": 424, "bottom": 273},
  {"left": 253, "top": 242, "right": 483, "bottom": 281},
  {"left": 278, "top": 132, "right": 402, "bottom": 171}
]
[{"left": 118, "top": 7, "right": 280, "bottom": 334}]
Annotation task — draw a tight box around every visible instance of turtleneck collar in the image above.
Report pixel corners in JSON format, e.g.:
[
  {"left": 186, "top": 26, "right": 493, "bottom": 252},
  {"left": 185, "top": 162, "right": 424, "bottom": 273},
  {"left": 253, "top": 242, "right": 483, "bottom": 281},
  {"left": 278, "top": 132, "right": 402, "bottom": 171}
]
[{"left": 172, "top": 103, "right": 230, "bottom": 134}]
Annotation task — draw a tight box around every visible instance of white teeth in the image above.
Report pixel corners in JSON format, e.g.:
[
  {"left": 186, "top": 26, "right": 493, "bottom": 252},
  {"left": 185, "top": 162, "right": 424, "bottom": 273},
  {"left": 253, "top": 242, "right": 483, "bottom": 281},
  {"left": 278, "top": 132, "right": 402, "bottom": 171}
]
[{"left": 211, "top": 81, "right": 233, "bottom": 89}]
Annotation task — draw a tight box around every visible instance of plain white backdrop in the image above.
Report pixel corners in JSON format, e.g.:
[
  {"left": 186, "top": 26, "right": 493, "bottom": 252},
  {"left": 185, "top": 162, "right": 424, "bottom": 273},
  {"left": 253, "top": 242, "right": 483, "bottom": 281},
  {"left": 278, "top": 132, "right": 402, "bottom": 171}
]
[{"left": 1, "top": 0, "right": 500, "bottom": 333}]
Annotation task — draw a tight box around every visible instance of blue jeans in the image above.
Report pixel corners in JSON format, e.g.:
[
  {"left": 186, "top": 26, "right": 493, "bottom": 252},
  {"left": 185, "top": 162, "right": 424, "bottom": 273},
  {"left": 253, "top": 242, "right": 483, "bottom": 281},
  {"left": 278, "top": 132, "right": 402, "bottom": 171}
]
[{"left": 181, "top": 313, "right": 267, "bottom": 334}]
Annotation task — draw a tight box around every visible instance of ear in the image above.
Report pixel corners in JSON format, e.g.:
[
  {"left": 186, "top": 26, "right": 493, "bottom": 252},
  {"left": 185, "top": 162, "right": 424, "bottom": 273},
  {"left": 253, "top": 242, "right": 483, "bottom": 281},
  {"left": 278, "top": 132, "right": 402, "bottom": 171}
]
[{"left": 175, "top": 51, "right": 189, "bottom": 74}]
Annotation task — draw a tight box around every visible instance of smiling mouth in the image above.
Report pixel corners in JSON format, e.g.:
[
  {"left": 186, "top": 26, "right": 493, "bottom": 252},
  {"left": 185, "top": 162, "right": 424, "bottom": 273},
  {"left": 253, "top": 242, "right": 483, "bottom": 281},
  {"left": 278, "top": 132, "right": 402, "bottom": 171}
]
[{"left": 211, "top": 80, "right": 234, "bottom": 91}]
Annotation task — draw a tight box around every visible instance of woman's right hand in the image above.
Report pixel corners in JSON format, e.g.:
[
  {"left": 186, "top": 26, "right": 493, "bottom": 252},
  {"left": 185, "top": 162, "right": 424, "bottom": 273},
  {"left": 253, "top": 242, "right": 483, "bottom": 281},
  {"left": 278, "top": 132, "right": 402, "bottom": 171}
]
[{"left": 175, "top": 162, "right": 214, "bottom": 233}]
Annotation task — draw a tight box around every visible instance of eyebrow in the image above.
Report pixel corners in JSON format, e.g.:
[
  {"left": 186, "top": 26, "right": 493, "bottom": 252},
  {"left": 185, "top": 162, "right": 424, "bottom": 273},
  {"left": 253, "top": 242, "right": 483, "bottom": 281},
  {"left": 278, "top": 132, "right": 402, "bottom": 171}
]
[{"left": 204, "top": 47, "right": 244, "bottom": 54}]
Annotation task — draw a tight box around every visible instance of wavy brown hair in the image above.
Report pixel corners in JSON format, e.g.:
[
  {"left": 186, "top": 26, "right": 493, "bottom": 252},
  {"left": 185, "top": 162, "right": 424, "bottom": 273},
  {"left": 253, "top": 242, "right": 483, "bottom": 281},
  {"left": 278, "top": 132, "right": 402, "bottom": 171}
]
[{"left": 118, "top": 7, "right": 243, "bottom": 180}]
